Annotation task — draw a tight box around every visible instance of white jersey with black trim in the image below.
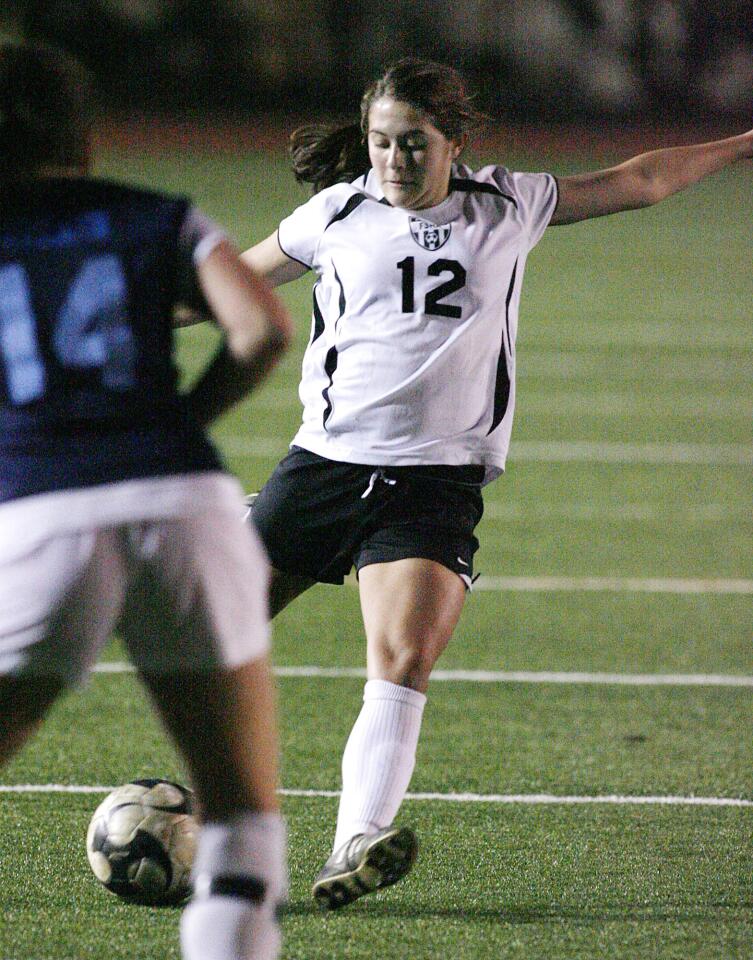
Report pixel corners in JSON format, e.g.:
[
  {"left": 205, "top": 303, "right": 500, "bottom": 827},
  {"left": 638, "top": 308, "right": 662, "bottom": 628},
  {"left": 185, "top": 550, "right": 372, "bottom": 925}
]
[{"left": 278, "top": 163, "right": 557, "bottom": 484}]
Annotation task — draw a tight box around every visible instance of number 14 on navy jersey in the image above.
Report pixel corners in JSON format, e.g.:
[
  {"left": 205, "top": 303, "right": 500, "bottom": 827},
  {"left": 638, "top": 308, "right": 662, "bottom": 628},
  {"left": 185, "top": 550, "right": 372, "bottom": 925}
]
[{"left": 0, "top": 178, "right": 222, "bottom": 503}]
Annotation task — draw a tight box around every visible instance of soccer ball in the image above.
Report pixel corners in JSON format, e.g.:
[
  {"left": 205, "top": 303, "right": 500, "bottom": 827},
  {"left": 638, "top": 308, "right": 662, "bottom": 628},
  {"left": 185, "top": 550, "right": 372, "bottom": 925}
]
[{"left": 86, "top": 778, "right": 198, "bottom": 905}]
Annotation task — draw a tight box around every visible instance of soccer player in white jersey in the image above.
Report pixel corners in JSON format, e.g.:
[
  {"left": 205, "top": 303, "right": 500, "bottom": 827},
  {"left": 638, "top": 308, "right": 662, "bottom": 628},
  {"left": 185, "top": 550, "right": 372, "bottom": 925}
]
[
  {"left": 241, "top": 58, "right": 753, "bottom": 910},
  {"left": 0, "top": 43, "right": 293, "bottom": 960}
]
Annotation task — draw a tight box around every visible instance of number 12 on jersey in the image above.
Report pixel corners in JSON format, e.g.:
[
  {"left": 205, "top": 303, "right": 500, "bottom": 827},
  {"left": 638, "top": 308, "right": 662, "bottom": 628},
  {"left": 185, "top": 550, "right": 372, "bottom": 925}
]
[{"left": 397, "top": 257, "right": 467, "bottom": 319}]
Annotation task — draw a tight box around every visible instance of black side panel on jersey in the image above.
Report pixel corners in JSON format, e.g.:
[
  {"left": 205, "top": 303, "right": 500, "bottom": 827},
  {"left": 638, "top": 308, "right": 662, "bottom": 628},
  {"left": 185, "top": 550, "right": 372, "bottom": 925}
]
[
  {"left": 450, "top": 177, "right": 518, "bottom": 208},
  {"left": 321, "top": 345, "right": 339, "bottom": 428},
  {"left": 0, "top": 177, "right": 221, "bottom": 503},
  {"left": 311, "top": 286, "right": 325, "bottom": 343},
  {"left": 321, "top": 265, "right": 347, "bottom": 429},
  {"left": 310, "top": 193, "right": 366, "bottom": 402},
  {"left": 324, "top": 192, "right": 368, "bottom": 231},
  {"left": 487, "top": 259, "right": 518, "bottom": 436}
]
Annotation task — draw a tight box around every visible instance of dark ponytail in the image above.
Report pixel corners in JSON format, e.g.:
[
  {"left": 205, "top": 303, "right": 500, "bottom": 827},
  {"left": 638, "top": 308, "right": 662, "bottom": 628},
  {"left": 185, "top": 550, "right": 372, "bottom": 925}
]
[{"left": 290, "top": 122, "right": 370, "bottom": 194}]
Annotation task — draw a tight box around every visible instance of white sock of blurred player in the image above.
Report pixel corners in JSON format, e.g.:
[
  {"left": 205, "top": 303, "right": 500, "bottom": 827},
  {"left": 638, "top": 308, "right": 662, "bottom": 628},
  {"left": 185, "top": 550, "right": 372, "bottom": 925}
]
[
  {"left": 181, "top": 812, "right": 286, "bottom": 960},
  {"left": 333, "top": 679, "right": 426, "bottom": 850}
]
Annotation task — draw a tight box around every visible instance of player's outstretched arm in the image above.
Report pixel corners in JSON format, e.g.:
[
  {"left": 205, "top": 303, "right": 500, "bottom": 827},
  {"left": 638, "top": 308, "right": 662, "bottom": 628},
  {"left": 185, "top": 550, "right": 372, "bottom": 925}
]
[
  {"left": 552, "top": 129, "right": 753, "bottom": 225},
  {"left": 242, "top": 232, "right": 309, "bottom": 287},
  {"left": 185, "top": 239, "right": 293, "bottom": 426},
  {"left": 172, "top": 232, "right": 306, "bottom": 327}
]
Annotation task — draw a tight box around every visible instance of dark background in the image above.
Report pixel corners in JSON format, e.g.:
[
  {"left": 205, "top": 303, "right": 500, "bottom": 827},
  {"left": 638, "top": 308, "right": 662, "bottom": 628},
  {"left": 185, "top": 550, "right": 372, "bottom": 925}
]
[{"left": 2, "top": 0, "right": 752, "bottom": 121}]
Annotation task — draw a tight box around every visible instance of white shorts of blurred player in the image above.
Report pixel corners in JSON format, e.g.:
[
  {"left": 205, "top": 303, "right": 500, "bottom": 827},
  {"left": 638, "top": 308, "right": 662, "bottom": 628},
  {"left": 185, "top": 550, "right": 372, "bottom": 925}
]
[{"left": 0, "top": 472, "right": 270, "bottom": 683}]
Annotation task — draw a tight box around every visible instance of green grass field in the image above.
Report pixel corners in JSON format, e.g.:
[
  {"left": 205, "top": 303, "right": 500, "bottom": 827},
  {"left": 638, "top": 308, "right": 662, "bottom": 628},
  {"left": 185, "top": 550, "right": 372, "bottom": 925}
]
[{"left": 1, "top": 125, "right": 751, "bottom": 959}]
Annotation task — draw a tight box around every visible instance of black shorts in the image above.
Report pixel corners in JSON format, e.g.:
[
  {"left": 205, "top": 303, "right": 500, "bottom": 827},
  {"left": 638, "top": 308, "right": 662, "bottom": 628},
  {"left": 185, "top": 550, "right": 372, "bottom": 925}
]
[{"left": 250, "top": 446, "right": 484, "bottom": 585}]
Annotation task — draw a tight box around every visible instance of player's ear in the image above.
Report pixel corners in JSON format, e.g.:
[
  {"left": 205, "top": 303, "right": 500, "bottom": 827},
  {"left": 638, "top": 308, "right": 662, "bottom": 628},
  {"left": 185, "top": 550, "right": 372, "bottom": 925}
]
[{"left": 452, "top": 133, "right": 467, "bottom": 159}]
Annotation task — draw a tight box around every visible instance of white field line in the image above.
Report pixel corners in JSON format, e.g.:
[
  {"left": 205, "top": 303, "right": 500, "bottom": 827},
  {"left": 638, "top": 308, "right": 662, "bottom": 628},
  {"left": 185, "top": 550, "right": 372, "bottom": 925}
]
[
  {"left": 482, "top": 501, "right": 749, "bottom": 522},
  {"left": 90, "top": 662, "right": 753, "bottom": 687},
  {"left": 283, "top": 790, "right": 753, "bottom": 808},
  {"left": 0, "top": 783, "right": 750, "bottom": 807},
  {"left": 511, "top": 441, "right": 753, "bottom": 465},
  {"left": 516, "top": 394, "right": 750, "bottom": 418},
  {"left": 219, "top": 436, "right": 753, "bottom": 465},
  {"left": 249, "top": 391, "right": 750, "bottom": 418},
  {"left": 473, "top": 576, "right": 753, "bottom": 594},
  {"left": 85, "top": 576, "right": 753, "bottom": 599},
  {"left": 519, "top": 354, "right": 753, "bottom": 382}
]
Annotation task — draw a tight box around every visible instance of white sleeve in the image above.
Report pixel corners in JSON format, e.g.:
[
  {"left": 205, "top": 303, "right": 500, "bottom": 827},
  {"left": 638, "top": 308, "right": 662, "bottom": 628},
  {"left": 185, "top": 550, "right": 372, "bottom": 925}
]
[
  {"left": 277, "top": 185, "right": 358, "bottom": 269},
  {"left": 179, "top": 206, "right": 228, "bottom": 266},
  {"left": 492, "top": 168, "right": 558, "bottom": 249},
  {"left": 175, "top": 206, "right": 228, "bottom": 309}
]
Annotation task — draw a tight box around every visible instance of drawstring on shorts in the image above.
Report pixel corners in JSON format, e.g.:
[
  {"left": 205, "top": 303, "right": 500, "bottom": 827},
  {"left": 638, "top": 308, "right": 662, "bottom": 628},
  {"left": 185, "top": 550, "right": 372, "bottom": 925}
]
[{"left": 361, "top": 469, "right": 397, "bottom": 499}]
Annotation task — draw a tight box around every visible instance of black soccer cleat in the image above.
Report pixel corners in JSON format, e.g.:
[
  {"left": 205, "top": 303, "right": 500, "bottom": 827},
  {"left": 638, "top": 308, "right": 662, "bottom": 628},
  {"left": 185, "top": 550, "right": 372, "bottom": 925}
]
[{"left": 311, "top": 825, "right": 418, "bottom": 911}]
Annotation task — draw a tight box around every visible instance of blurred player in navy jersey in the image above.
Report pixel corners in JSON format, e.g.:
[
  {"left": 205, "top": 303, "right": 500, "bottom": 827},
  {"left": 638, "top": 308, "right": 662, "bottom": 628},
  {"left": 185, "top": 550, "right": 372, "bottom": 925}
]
[
  {"left": 240, "top": 57, "right": 753, "bottom": 910},
  {"left": 0, "top": 42, "right": 291, "bottom": 960}
]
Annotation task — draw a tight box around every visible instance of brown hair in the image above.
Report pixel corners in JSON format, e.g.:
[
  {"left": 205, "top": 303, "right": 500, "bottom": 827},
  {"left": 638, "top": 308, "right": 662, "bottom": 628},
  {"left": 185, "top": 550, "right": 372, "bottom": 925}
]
[
  {"left": 290, "top": 58, "right": 486, "bottom": 194},
  {"left": 0, "top": 42, "right": 95, "bottom": 179}
]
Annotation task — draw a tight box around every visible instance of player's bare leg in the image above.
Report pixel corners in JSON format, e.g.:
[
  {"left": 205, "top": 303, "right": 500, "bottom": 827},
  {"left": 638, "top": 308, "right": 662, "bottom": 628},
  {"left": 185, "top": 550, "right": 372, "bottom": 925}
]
[
  {"left": 359, "top": 558, "right": 465, "bottom": 693},
  {"left": 140, "top": 657, "right": 280, "bottom": 819},
  {"left": 312, "top": 558, "right": 465, "bottom": 910},
  {"left": 141, "top": 657, "right": 286, "bottom": 960}
]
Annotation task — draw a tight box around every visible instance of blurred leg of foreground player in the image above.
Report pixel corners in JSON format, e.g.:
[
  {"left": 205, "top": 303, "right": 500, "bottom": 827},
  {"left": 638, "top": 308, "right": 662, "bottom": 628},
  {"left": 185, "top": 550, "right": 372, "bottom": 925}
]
[{"left": 0, "top": 41, "right": 292, "bottom": 960}]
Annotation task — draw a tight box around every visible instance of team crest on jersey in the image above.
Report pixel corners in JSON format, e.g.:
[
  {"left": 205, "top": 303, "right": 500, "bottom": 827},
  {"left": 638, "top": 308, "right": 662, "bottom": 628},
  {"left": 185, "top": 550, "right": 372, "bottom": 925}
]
[{"left": 409, "top": 217, "right": 451, "bottom": 251}]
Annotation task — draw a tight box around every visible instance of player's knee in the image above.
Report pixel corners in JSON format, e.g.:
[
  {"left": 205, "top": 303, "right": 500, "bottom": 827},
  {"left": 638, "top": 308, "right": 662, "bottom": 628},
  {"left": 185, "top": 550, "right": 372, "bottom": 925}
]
[{"left": 373, "top": 635, "right": 446, "bottom": 689}]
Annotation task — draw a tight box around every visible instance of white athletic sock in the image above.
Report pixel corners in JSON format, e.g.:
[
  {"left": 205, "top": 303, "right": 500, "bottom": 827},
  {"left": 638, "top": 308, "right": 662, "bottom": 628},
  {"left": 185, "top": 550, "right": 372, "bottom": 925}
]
[
  {"left": 333, "top": 679, "right": 426, "bottom": 851},
  {"left": 180, "top": 812, "right": 287, "bottom": 960}
]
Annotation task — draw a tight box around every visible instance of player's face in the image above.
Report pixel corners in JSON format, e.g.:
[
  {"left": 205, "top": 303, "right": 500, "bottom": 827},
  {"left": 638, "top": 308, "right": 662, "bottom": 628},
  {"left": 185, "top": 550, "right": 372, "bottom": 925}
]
[{"left": 367, "top": 98, "right": 462, "bottom": 210}]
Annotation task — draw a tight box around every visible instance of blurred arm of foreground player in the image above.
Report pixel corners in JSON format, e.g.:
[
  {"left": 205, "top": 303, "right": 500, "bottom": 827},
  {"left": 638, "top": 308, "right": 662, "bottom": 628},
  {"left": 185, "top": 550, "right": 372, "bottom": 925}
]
[{"left": 184, "top": 239, "right": 293, "bottom": 427}]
